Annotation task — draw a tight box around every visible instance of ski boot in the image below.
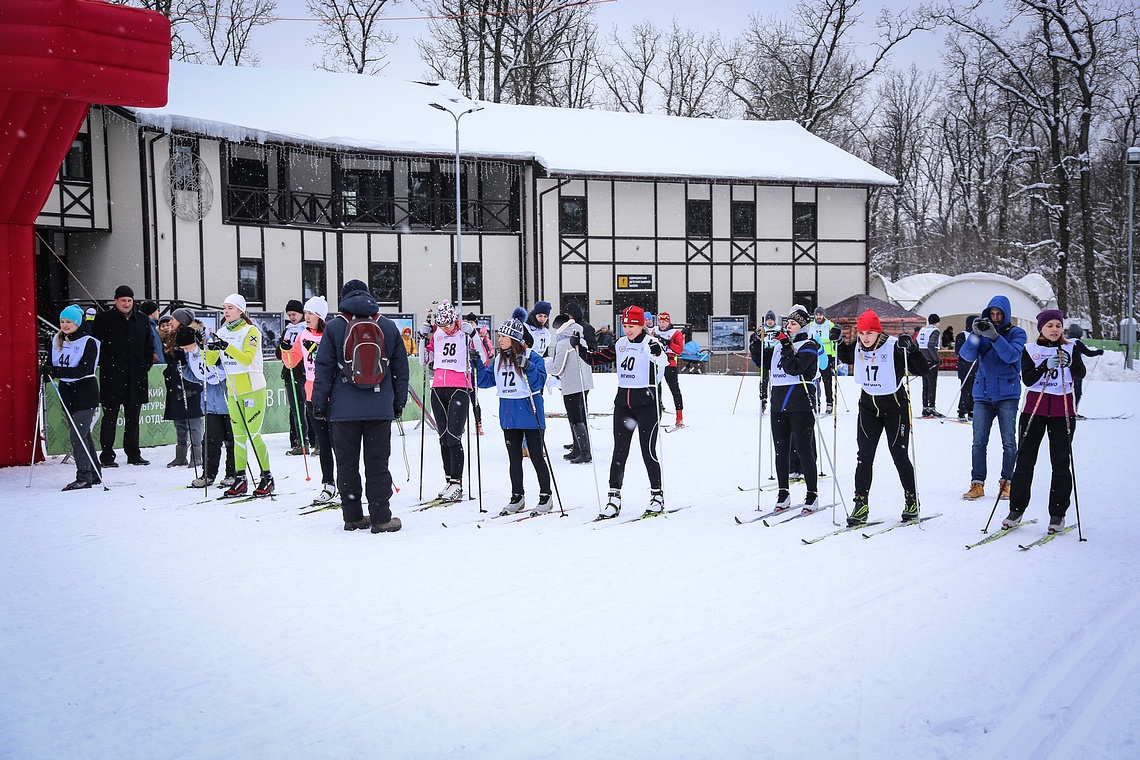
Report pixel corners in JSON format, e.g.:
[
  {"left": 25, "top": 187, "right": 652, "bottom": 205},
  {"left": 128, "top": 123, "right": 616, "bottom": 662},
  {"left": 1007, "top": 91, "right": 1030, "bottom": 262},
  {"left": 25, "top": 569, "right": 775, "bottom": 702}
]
[
  {"left": 848, "top": 493, "right": 869, "bottom": 527},
  {"left": 902, "top": 492, "right": 920, "bottom": 522},
  {"left": 1001, "top": 509, "right": 1025, "bottom": 529},
  {"left": 223, "top": 475, "right": 248, "bottom": 498},
  {"left": 500, "top": 493, "right": 526, "bottom": 516},
  {"left": 253, "top": 472, "right": 275, "bottom": 497},
  {"left": 643, "top": 488, "right": 666, "bottom": 517},
  {"left": 533, "top": 493, "right": 554, "bottom": 513},
  {"left": 596, "top": 490, "right": 621, "bottom": 520}
]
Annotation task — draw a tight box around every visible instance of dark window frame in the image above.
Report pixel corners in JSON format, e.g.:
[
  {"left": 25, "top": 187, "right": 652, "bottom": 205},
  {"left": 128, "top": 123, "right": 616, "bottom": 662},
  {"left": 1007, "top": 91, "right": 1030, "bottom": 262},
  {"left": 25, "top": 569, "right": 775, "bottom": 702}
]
[
  {"left": 61, "top": 132, "right": 92, "bottom": 182},
  {"left": 793, "top": 202, "right": 817, "bottom": 241},
  {"left": 238, "top": 259, "right": 265, "bottom": 305},
  {"left": 302, "top": 261, "right": 326, "bottom": 301},
  {"left": 559, "top": 196, "right": 588, "bottom": 236},
  {"left": 451, "top": 260, "right": 483, "bottom": 305},
  {"left": 731, "top": 200, "right": 756, "bottom": 239},
  {"left": 730, "top": 292, "right": 757, "bottom": 330},
  {"left": 686, "top": 199, "right": 713, "bottom": 239},
  {"left": 369, "top": 261, "right": 402, "bottom": 306},
  {"left": 686, "top": 291, "right": 713, "bottom": 332}
]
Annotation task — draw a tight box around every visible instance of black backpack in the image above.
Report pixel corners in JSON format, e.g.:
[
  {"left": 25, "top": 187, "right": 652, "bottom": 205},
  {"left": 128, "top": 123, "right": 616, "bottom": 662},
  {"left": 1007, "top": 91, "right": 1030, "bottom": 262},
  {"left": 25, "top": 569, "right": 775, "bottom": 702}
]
[{"left": 339, "top": 315, "right": 388, "bottom": 390}]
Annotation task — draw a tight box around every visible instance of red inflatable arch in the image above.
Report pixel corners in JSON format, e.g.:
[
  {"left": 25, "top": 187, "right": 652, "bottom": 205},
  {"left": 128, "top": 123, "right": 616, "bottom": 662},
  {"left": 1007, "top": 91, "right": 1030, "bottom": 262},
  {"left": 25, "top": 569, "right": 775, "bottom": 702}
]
[{"left": 0, "top": 0, "right": 169, "bottom": 467}]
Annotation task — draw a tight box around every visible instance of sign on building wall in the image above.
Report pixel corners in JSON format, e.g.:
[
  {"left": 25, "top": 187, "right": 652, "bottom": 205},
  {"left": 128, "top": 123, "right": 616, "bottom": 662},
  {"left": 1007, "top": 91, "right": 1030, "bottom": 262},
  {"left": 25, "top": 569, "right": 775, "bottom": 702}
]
[
  {"left": 616, "top": 274, "right": 653, "bottom": 290},
  {"left": 708, "top": 315, "right": 748, "bottom": 353},
  {"left": 248, "top": 311, "right": 285, "bottom": 358}
]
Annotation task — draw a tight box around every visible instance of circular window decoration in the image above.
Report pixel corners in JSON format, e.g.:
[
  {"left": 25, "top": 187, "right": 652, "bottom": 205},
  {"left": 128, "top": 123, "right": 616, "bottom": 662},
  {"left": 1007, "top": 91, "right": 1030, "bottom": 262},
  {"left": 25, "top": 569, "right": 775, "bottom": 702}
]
[{"left": 163, "top": 153, "right": 214, "bottom": 222}]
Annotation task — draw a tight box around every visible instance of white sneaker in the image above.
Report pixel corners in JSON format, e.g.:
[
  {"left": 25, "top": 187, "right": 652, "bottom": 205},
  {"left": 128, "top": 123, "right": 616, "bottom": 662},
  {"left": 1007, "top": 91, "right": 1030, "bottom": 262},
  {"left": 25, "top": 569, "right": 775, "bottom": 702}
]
[
  {"left": 315, "top": 483, "right": 337, "bottom": 503},
  {"left": 439, "top": 480, "right": 463, "bottom": 501},
  {"left": 500, "top": 493, "right": 526, "bottom": 516},
  {"left": 533, "top": 493, "right": 553, "bottom": 513}
]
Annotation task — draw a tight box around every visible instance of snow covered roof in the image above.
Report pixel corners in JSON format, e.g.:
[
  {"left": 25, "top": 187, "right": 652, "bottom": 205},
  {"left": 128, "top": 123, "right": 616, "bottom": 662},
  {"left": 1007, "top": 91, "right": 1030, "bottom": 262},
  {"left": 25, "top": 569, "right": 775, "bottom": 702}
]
[{"left": 126, "top": 62, "right": 897, "bottom": 187}]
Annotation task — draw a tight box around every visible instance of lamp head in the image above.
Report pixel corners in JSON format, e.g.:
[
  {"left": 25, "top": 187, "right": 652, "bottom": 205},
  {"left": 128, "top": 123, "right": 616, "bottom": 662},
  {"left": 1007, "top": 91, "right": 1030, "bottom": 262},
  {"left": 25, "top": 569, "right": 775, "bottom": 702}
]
[{"left": 1127, "top": 146, "right": 1140, "bottom": 166}]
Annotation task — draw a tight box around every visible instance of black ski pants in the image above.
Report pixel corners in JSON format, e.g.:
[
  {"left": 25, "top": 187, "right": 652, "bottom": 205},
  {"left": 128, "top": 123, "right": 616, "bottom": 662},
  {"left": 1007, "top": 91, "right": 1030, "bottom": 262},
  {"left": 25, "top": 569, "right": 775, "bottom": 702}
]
[
  {"left": 430, "top": 386, "right": 470, "bottom": 481},
  {"left": 1009, "top": 414, "right": 1076, "bottom": 518},
  {"left": 306, "top": 400, "right": 335, "bottom": 486},
  {"left": 609, "top": 403, "right": 661, "bottom": 491},
  {"left": 663, "top": 366, "right": 683, "bottom": 411},
  {"left": 771, "top": 411, "right": 817, "bottom": 493},
  {"left": 504, "top": 428, "right": 551, "bottom": 495},
  {"left": 957, "top": 362, "right": 977, "bottom": 417},
  {"left": 922, "top": 364, "right": 938, "bottom": 412},
  {"left": 99, "top": 400, "right": 142, "bottom": 460},
  {"left": 854, "top": 408, "right": 915, "bottom": 496},
  {"left": 331, "top": 418, "right": 394, "bottom": 524},
  {"left": 204, "top": 412, "right": 236, "bottom": 481}
]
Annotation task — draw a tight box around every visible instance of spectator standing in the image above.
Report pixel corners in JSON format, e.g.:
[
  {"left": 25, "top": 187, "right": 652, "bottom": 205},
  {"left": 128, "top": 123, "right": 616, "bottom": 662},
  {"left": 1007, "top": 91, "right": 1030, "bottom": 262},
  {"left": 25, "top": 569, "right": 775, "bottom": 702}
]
[
  {"left": 917, "top": 313, "right": 943, "bottom": 417},
  {"left": 959, "top": 295, "right": 1027, "bottom": 501},
  {"left": 954, "top": 316, "right": 979, "bottom": 421},
  {"left": 312, "top": 279, "right": 408, "bottom": 533},
  {"left": 139, "top": 300, "right": 166, "bottom": 365},
  {"left": 91, "top": 285, "right": 154, "bottom": 467}
]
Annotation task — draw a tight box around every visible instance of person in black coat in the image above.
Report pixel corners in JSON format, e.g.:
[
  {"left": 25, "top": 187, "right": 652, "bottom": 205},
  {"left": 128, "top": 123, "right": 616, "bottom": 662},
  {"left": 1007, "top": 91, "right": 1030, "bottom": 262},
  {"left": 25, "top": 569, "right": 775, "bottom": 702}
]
[
  {"left": 313, "top": 279, "right": 409, "bottom": 534},
  {"left": 90, "top": 285, "right": 154, "bottom": 466},
  {"left": 44, "top": 305, "right": 102, "bottom": 490},
  {"left": 954, "top": 316, "right": 979, "bottom": 420},
  {"left": 767, "top": 305, "right": 821, "bottom": 511}
]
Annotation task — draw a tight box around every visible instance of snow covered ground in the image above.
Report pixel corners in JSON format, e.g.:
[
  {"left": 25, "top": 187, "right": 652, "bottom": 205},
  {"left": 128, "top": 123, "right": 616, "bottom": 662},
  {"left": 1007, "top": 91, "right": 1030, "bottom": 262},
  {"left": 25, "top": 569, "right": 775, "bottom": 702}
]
[{"left": 3, "top": 361, "right": 1139, "bottom": 759}]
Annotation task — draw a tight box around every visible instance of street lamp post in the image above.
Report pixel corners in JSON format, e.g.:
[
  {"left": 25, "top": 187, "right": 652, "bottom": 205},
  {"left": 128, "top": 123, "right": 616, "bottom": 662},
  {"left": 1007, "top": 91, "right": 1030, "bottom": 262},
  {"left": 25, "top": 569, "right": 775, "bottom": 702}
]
[
  {"left": 1126, "top": 147, "right": 1140, "bottom": 369},
  {"left": 430, "top": 100, "right": 484, "bottom": 319}
]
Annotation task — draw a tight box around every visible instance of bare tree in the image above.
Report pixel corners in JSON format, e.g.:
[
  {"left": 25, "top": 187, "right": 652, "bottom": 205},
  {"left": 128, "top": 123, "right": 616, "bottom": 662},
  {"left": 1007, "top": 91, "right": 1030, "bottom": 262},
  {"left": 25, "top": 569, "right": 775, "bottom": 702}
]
[
  {"left": 724, "top": 0, "right": 929, "bottom": 147},
  {"left": 307, "top": 0, "right": 399, "bottom": 74},
  {"left": 416, "top": 0, "right": 597, "bottom": 105},
  {"left": 596, "top": 21, "right": 660, "bottom": 113},
  {"left": 189, "top": 0, "right": 278, "bottom": 66}
]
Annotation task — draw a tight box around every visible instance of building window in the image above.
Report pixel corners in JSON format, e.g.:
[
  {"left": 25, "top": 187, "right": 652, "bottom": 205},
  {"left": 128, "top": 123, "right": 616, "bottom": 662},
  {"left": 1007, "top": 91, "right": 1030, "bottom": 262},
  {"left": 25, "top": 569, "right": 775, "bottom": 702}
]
[
  {"left": 227, "top": 147, "right": 272, "bottom": 221},
  {"left": 342, "top": 169, "right": 393, "bottom": 226},
  {"left": 686, "top": 199, "right": 713, "bottom": 239},
  {"left": 731, "top": 291, "right": 757, "bottom": 328},
  {"left": 560, "top": 197, "right": 587, "bottom": 236},
  {"left": 686, "top": 291, "right": 713, "bottom": 331},
  {"left": 238, "top": 259, "right": 264, "bottom": 305},
  {"left": 61, "top": 134, "right": 91, "bottom": 182},
  {"left": 369, "top": 262, "right": 401, "bottom": 305},
  {"left": 452, "top": 261, "right": 483, "bottom": 305},
  {"left": 302, "top": 261, "right": 326, "bottom": 300},
  {"left": 793, "top": 202, "right": 817, "bottom": 241},
  {"left": 793, "top": 290, "right": 818, "bottom": 314},
  {"left": 731, "top": 201, "right": 755, "bottom": 239}
]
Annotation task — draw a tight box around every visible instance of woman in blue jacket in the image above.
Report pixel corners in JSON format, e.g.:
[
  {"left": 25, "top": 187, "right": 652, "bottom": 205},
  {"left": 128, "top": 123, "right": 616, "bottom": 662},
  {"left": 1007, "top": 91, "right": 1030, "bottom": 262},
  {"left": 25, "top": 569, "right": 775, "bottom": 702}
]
[{"left": 476, "top": 311, "right": 551, "bottom": 516}]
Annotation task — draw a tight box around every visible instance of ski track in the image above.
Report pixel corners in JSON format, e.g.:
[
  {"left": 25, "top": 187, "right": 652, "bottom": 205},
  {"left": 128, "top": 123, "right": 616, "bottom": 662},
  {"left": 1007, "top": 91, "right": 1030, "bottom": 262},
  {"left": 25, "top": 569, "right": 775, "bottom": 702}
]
[
  {"left": 6, "top": 372, "right": 1140, "bottom": 758},
  {"left": 972, "top": 591, "right": 1140, "bottom": 760}
]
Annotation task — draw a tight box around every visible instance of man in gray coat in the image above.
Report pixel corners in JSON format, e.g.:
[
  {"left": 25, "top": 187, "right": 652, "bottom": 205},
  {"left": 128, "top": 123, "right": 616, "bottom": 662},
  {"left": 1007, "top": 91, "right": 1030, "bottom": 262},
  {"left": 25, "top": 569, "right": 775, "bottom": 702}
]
[{"left": 551, "top": 304, "right": 594, "bottom": 463}]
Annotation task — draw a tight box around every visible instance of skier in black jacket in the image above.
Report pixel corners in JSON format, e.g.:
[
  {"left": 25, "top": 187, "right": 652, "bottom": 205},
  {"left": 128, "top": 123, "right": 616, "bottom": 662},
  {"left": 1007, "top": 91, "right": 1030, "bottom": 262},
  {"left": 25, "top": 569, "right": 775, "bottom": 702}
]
[
  {"left": 837, "top": 309, "right": 938, "bottom": 526},
  {"left": 768, "top": 305, "right": 820, "bottom": 512}
]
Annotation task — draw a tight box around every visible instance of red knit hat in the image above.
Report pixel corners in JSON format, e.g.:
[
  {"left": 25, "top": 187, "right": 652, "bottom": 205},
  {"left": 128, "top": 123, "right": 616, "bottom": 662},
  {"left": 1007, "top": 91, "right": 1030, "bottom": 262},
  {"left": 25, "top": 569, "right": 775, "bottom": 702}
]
[
  {"left": 621, "top": 306, "right": 645, "bottom": 326},
  {"left": 856, "top": 309, "right": 882, "bottom": 333},
  {"left": 658, "top": 311, "right": 671, "bottom": 323}
]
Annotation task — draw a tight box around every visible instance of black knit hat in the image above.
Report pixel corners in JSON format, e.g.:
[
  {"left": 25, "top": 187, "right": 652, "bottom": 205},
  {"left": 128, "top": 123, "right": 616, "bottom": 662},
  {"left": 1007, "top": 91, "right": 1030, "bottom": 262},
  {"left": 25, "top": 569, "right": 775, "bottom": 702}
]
[
  {"left": 928, "top": 313, "right": 940, "bottom": 324},
  {"left": 175, "top": 325, "right": 198, "bottom": 347},
  {"left": 114, "top": 285, "right": 134, "bottom": 299},
  {"left": 285, "top": 299, "right": 304, "bottom": 314}
]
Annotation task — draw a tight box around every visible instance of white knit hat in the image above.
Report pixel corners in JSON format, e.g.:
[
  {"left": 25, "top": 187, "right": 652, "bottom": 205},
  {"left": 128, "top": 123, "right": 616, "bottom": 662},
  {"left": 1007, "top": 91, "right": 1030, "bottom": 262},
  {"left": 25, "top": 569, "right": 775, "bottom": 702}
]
[
  {"left": 223, "top": 293, "right": 247, "bottom": 313},
  {"left": 303, "top": 295, "right": 329, "bottom": 320}
]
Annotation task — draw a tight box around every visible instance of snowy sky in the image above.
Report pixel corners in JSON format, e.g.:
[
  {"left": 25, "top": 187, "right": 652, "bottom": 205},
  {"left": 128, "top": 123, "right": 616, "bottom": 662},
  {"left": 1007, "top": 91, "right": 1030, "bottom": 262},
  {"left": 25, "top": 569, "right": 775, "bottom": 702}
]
[{"left": 256, "top": 0, "right": 947, "bottom": 82}]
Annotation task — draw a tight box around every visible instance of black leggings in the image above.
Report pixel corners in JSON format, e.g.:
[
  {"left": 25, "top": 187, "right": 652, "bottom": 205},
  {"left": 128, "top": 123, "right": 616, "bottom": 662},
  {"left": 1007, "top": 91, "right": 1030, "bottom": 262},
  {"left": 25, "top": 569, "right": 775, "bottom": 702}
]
[
  {"left": 564, "top": 391, "right": 587, "bottom": 425},
  {"left": 504, "top": 428, "right": 551, "bottom": 495},
  {"left": 854, "top": 409, "right": 915, "bottom": 495},
  {"left": 771, "top": 411, "right": 817, "bottom": 492},
  {"left": 609, "top": 403, "right": 661, "bottom": 490},
  {"left": 663, "top": 366, "right": 683, "bottom": 410},
  {"left": 431, "top": 386, "right": 470, "bottom": 480},
  {"left": 1009, "top": 414, "right": 1076, "bottom": 518}
]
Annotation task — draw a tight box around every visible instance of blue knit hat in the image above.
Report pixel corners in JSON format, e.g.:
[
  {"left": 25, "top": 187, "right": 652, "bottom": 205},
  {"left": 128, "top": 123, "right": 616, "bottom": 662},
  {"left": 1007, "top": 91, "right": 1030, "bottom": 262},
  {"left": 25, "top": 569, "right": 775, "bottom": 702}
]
[
  {"left": 498, "top": 308, "right": 528, "bottom": 342},
  {"left": 60, "top": 305, "right": 84, "bottom": 325},
  {"left": 533, "top": 301, "right": 552, "bottom": 316}
]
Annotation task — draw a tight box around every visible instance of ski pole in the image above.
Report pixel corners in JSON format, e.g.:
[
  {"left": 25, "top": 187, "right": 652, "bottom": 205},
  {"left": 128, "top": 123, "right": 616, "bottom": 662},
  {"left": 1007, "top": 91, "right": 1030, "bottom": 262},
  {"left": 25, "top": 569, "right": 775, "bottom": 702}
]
[
  {"left": 397, "top": 419, "right": 410, "bottom": 482},
  {"left": 523, "top": 365, "right": 565, "bottom": 517},
  {"left": 174, "top": 355, "right": 202, "bottom": 486},
  {"left": 755, "top": 365, "right": 765, "bottom": 512},
  {"left": 418, "top": 336, "right": 428, "bottom": 500},
  {"left": 902, "top": 368, "right": 922, "bottom": 522},
  {"left": 29, "top": 377, "right": 44, "bottom": 487},
  {"left": 572, "top": 333, "right": 603, "bottom": 515},
  {"left": 732, "top": 354, "right": 748, "bottom": 414},
  {"left": 940, "top": 358, "right": 979, "bottom": 421},
  {"left": 1061, "top": 362, "right": 1085, "bottom": 541},
  {"left": 285, "top": 359, "right": 310, "bottom": 481},
  {"left": 981, "top": 388, "right": 1043, "bottom": 534},
  {"left": 466, "top": 349, "right": 484, "bottom": 514},
  {"left": 46, "top": 377, "right": 108, "bottom": 491}
]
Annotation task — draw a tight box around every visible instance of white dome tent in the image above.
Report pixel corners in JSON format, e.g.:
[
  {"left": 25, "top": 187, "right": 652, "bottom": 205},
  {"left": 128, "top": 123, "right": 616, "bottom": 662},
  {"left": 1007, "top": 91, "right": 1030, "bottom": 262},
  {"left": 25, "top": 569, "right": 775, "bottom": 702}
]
[{"left": 869, "top": 271, "right": 1058, "bottom": 336}]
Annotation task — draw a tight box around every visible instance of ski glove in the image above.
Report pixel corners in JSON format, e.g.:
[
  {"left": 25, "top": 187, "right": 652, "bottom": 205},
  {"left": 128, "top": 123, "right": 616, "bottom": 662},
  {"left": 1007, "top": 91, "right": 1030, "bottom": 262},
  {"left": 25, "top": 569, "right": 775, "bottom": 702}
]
[
  {"left": 469, "top": 349, "right": 482, "bottom": 367},
  {"left": 514, "top": 352, "right": 529, "bottom": 369},
  {"left": 277, "top": 337, "right": 292, "bottom": 351},
  {"left": 418, "top": 322, "right": 432, "bottom": 337},
  {"left": 1045, "top": 354, "right": 1061, "bottom": 369},
  {"left": 461, "top": 322, "right": 475, "bottom": 335},
  {"left": 302, "top": 338, "right": 318, "bottom": 354},
  {"left": 1057, "top": 350, "right": 1071, "bottom": 367},
  {"left": 649, "top": 340, "right": 663, "bottom": 356},
  {"left": 38, "top": 362, "right": 55, "bottom": 378},
  {"left": 205, "top": 336, "right": 228, "bottom": 352},
  {"left": 393, "top": 404, "right": 404, "bottom": 418},
  {"left": 973, "top": 319, "right": 999, "bottom": 341},
  {"left": 569, "top": 333, "right": 581, "bottom": 348},
  {"left": 896, "top": 333, "right": 913, "bottom": 349},
  {"left": 313, "top": 408, "right": 327, "bottom": 421}
]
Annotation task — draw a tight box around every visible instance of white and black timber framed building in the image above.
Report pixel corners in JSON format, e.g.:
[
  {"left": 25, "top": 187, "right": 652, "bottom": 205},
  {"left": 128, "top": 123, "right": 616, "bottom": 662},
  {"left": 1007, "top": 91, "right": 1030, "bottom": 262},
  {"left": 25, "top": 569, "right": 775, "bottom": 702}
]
[{"left": 35, "top": 62, "right": 897, "bottom": 336}]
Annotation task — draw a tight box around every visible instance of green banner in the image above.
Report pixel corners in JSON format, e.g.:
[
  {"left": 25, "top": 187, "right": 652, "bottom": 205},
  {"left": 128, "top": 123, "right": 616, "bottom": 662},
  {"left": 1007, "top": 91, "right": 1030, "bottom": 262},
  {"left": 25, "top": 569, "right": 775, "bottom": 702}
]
[{"left": 43, "top": 358, "right": 429, "bottom": 455}]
